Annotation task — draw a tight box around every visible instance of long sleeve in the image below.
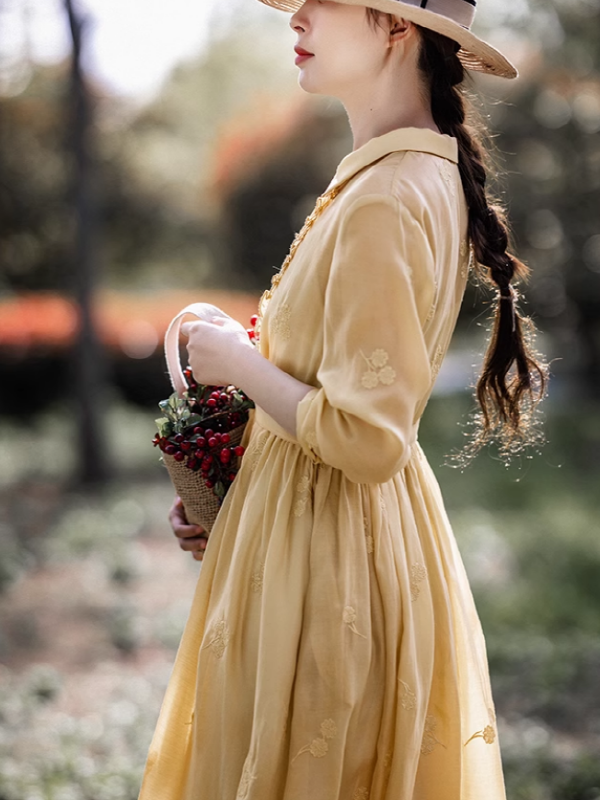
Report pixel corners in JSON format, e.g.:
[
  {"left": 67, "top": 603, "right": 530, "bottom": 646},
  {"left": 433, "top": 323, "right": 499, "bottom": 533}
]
[{"left": 295, "top": 193, "right": 436, "bottom": 484}]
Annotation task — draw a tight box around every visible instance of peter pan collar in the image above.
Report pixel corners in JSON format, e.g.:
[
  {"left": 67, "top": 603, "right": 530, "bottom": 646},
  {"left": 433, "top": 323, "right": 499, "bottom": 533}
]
[{"left": 327, "top": 127, "right": 458, "bottom": 191}]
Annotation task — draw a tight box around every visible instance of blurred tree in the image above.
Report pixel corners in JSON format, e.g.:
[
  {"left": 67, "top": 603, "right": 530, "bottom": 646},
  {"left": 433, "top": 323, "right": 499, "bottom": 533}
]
[
  {"left": 2, "top": 0, "right": 600, "bottom": 406},
  {"left": 490, "top": 0, "right": 600, "bottom": 398},
  {"left": 64, "top": 0, "right": 109, "bottom": 485}
]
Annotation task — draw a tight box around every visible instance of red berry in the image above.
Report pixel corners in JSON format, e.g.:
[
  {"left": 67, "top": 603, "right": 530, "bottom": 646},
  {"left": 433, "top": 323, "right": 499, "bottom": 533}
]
[
  {"left": 228, "top": 472, "right": 236, "bottom": 481},
  {"left": 210, "top": 391, "right": 220, "bottom": 399},
  {"left": 219, "top": 393, "right": 228, "bottom": 401},
  {"left": 234, "top": 446, "right": 245, "bottom": 457},
  {"left": 174, "top": 434, "right": 184, "bottom": 444},
  {"left": 181, "top": 441, "right": 191, "bottom": 452},
  {"left": 221, "top": 433, "right": 230, "bottom": 444},
  {"left": 207, "top": 398, "right": 217, "bottom": 408},
  {"left": 164, "top": 445, "right": 176, "bottom": 455},
  {"left": 173, "top": 451, "right": 185, "bottom": 462},
  {"left": 208, "top": 437, "right": 217, "bottom": 448},
  {"left": 204, "top": 480, "right": 214, "bottom": 489},
  {"left": 196, "top": 437, "right": 206, "bottom": 449},
  {"left": 205, "top": 429, "right": 214, "bottom": 438},
  {"left": 247, "top": 329, "right": 256, "bottom": 341},
  {"left": 220, "top": 448, "right": 231, "bottom": 463},
  {"left": 193, "top": 426, "right": 203, "bottom": 435},
  {"left": 250, "top": 314, "right": 258, "bottom": 326},
  {"left": 214, "top": 432, "right": 222, "bottom": 443}
]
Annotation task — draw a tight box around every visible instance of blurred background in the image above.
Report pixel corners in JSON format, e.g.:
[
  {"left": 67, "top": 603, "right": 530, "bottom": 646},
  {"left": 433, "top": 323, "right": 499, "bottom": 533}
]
[{"left": 0, "top": 0, "right": 599, "bottom": 797}]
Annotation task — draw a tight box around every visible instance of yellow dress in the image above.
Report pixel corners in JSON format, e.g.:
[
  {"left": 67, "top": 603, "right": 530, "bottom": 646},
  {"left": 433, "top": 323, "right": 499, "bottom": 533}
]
[{"left": 138, "top": 128, "right": 506, "bottom": 800}]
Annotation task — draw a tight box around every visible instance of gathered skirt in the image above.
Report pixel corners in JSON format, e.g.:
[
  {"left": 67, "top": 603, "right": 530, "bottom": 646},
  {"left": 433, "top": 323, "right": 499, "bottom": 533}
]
[{"left": 138, "top": 410, "right": 506, "bottom": 800}]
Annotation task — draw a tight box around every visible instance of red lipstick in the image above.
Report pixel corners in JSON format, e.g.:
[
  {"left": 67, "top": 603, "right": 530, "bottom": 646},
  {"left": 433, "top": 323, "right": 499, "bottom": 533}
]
[{"left": 294, "top": 46, "right": 314, "bottom": 66}]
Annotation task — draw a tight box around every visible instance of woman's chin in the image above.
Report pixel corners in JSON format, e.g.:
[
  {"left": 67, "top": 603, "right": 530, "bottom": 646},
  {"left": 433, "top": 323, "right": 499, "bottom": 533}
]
[
  {"left": 297, "top": 72, "right": 334, "bottom": 98},
  {"left": 297, "top": 72, "right": 318, "bottom": 94}
]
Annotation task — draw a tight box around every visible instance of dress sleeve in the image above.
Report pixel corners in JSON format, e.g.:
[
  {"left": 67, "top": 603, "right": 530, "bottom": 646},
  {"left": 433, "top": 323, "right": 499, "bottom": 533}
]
[{"left": 296, "top": 193, "right": 436, "bottom": 484}]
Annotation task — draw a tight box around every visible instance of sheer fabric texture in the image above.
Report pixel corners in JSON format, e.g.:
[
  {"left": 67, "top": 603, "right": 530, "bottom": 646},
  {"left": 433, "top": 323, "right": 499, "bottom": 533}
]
[{"left": 138, "top": 128, "right": 506, "bottom": 800}]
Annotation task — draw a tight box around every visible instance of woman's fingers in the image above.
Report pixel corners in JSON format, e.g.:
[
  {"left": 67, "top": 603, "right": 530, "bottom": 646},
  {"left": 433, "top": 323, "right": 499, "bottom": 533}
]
[
  {"left": 169, "top": 496, "right": 208, "bottom": 559},
  {"left": 177, "top": 532, "right": 208, "bottom": 556}
]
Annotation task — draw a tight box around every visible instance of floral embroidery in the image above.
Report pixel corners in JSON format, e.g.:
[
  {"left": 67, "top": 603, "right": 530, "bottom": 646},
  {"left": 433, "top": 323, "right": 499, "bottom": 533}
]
[
  {"left": 360, "top": 350, "right": 396, "bottom": 389},
  {"left": 370, "top": 349, "right": 389, "bottom": 368},
  {"left": 303, "top": 428, "right": 323, "bottom": 465},
  {"left": 272, "top": 301, "right": 292, "bottom": 341},
  {"left": 202, "top": 615, "right": 230, "bottom": 659},
  {"left": 430, "top": 344, "right": 445, "bottom": 381},
  {"left": 399, "top": 679, "right": 417, "bottom": 710},
  {"left": 378, "top": 367, "right": 396, "bottom": 385},
  {"left": 343, "top": 606, "right": 367, "bottom": 639},
  {"left": 293, "top": 475, "right": 311, "bottom": 517},
  {"left": 248, "top": 430, "right": 269, "bottom": 471},
  {"left": 353, "top": 788, "right": 370, "bottom": 800},
  {"left": 425, "top": 280, "right": 439, "bottom": 324},
  {"left": 410, "top": 563, "right": 427, "bottom": 602},
  {"left": 237, "top": 758, "right": 257, "bottom": 798},
  {"left": 251, "top": 564, "right": 264, "bottom": 594},
  {"left": 420, "top": 714, "right": 446, "bottom": 756},
  {"left": 320, "top": 718, "right": 338, "bottom": 739},
  {"left": 292, "top": 718, "right": 338, "bottom": 762},
  {"left": 362, "top": 371, "right": 379, "bottom": 389},
  {"left": 364, "top": 515, "right": 374, "bottom": 554},
  {"left": 438, "top": 160, "right": 456, "bottom": 196},
  {"left": 464, "top": 707, "right": 497, "bottom": 746},
  {"left": 305, "top": 429, "right": 318, "bottom": 449}
]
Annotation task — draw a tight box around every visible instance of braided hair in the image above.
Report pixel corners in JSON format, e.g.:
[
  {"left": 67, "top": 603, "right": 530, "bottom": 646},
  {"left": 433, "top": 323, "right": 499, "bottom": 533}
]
[{"left": 368, "top": 10, "right": 547, "bottom": 459}]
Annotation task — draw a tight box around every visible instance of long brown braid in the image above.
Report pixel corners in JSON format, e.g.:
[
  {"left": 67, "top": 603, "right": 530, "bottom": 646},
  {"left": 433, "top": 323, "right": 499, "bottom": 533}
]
[{"left": 368, "top": 10, "right": 547, "bottom": 458}]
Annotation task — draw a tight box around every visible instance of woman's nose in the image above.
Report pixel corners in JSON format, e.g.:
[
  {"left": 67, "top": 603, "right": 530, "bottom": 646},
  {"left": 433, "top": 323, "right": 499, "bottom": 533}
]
[{"left": 290, "top": 3, "right": 308, "bottom": 32}]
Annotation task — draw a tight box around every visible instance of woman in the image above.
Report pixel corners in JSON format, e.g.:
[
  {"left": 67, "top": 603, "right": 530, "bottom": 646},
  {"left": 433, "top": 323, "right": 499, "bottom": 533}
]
[{"left": 139, "top": 2, "right": 545, "bottom": 798}]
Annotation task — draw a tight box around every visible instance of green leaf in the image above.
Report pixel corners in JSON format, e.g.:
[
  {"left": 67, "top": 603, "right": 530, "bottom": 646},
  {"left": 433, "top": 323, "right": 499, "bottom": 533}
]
[
  {"left": 155, "top": 417, "right": 172, "bottom": 437},
  {"left": 214, "top": 481, "right": 226, "bottom": 499}
]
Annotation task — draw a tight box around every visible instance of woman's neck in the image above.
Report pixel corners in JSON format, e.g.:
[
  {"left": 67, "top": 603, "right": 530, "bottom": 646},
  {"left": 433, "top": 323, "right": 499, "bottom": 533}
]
[{"left": 340, "top": 56, "right": 439, "bottom": 150}]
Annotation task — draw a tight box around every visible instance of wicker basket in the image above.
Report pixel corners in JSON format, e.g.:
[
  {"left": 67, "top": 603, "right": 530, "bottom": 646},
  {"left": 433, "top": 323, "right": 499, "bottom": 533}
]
[
  {"left": 161, "top": 422, "right": 246, "bottom": 533},
  {"left": 161, "top": 303, "right": 250, "bottom": 533}
]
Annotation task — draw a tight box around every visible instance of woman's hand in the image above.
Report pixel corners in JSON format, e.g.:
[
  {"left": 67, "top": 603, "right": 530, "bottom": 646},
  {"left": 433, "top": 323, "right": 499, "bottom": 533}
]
[
  {"left": 169, "top": 496, "right": 208, "bottom": 562},
  {"left": 181, "top": 305, "right": 254, "bottom": 388},
  {"left": 180, "top": 302, "right": 314, "bottom": 439}
]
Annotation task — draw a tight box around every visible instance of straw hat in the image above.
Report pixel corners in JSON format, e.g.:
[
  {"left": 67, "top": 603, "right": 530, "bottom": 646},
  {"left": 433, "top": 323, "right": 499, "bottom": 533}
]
[{"left": 256, "top": 0, "right": 517, "bottom": 79}]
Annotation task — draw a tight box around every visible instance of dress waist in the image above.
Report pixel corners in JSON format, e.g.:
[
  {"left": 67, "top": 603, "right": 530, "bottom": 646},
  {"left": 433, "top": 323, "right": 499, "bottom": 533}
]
[{"left": 253, "top": 406, "right": 298, "bottom": 445}]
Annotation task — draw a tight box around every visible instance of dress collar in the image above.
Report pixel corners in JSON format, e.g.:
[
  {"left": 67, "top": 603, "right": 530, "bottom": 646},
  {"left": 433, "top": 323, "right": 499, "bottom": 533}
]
[{"left": 327, "top": 127, "right": 458, "bottom": 191}]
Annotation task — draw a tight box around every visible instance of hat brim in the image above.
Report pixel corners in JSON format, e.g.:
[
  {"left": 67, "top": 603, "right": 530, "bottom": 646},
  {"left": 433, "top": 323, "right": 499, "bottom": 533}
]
[{"left": 256, "top": 0, "right": 518, "bottom": 80}]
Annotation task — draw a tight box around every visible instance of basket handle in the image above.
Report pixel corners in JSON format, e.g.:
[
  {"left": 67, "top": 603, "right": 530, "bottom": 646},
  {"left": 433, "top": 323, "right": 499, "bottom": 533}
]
[{"left": 164, "top": 303, "right": 220, "bottom": 397}]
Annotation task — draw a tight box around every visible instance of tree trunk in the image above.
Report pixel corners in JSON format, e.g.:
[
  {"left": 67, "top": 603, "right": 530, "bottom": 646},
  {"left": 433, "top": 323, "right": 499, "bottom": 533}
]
[{"left": 64, "top": 0, "right": 110, "bottom": 485}]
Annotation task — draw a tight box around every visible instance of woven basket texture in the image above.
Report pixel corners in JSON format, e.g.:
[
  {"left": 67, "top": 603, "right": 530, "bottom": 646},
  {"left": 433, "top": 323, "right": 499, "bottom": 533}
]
[{"left": 162, "top": 423, "right": 246, "bottom": 533}]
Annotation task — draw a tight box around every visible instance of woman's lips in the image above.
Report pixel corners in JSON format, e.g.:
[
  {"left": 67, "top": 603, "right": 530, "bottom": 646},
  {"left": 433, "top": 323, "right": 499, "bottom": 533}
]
[{"left": 294, "top": 47, "right": 314, "bottom": 66}]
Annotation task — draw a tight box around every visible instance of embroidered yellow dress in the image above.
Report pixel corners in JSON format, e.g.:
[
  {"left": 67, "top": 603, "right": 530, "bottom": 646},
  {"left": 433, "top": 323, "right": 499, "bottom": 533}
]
[{"left": 138, "top": 128, "right": 506, "bottom": 800}]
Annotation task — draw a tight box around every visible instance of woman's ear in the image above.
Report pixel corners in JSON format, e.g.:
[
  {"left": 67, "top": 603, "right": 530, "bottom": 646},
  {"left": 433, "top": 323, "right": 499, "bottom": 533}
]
[{"left": 388, "top": 17, "right": 414, "bottom": 47}]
